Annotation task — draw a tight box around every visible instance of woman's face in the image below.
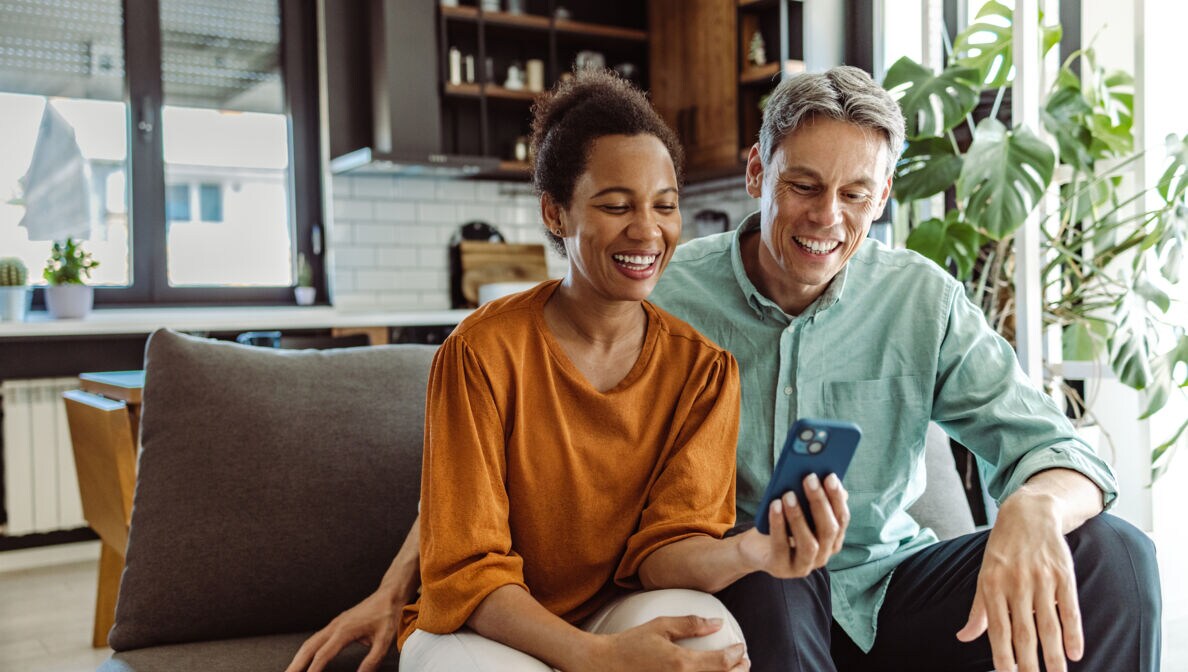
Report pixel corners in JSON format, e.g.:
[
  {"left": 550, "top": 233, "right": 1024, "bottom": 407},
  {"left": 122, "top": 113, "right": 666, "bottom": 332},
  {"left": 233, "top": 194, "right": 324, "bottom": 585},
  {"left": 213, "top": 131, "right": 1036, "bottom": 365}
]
[{"left": 548, "top": 133, "right": 681, "bottom": 304}]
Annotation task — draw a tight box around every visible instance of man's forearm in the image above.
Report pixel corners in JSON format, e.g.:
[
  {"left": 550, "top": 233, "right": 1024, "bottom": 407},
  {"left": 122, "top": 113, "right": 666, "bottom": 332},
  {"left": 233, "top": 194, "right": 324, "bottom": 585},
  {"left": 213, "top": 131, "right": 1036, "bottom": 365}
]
[
  {"left": 378, "top": 515, "right": 421, "bottom": 602},
  {"left": 1009, "top": 468, "right": 1105, "bottom": 534}
]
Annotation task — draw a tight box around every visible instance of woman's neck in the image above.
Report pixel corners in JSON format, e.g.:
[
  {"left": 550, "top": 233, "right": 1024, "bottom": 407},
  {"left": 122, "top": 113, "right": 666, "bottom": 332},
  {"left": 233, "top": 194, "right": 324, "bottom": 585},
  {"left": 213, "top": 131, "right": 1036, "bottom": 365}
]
[{"left": 545, "top": 281, "right": 647, "bottom": 351}]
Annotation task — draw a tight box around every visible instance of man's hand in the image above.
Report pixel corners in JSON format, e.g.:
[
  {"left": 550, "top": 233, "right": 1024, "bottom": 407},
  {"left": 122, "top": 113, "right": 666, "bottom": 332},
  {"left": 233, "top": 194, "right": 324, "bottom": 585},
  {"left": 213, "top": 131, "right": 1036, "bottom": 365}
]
[
  {"left": 738, "top": 473, "right": 849, "bottom": 578},
  {"left": 956, "top": 490, "right": 1083, "bottom": 672},
  {"left": 582, "top": 616, "right": 749, "bottom": 672},
  {"left": 284, "top": 586, "right": 406, "bottom": 672}
]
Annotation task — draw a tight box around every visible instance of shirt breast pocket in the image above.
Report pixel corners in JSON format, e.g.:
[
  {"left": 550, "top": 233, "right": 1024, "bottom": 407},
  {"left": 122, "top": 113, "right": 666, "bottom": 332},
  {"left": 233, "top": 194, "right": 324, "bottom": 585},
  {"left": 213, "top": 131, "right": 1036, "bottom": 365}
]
[{"left": 821, "top": 375, "right": 929, "bottom": 494}]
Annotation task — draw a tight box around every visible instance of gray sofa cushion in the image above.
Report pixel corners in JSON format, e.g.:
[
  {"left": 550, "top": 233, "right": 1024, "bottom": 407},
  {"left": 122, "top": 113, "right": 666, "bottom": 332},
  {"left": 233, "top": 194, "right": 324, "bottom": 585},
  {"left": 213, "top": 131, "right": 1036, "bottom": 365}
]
[
  {"left": 99, "top": 632, "right": 399, "bottom": 672},
  {"left": 907, "top": 422, "right": 977, "bottom": 540},
  {"left": 108, "top": 329, "right": 436, "bottom": 651}
]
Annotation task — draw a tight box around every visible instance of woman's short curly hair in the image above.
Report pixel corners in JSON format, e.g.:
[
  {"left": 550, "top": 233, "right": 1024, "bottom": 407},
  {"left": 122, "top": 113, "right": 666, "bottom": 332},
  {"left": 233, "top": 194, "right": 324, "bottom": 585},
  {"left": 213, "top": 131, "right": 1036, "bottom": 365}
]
[{"left": 530, "top": 69, "right": 684, "bottom": 256}]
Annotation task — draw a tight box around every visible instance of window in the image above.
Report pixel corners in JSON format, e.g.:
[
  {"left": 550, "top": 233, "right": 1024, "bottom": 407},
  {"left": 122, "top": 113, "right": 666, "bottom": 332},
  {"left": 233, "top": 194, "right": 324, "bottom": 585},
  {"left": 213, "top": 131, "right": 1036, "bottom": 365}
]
[
  {"left": 198, "top": 184, "right": 222, "bottom": 223},
  {"left": 0, "top": 0, "right": 322, "bottom": 305}
]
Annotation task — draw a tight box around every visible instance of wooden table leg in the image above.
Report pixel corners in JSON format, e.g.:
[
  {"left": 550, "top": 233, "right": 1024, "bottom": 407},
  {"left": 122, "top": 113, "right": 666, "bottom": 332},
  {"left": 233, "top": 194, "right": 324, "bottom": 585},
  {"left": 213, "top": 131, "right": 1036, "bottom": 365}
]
[{"left": 93, "top": 543, "right": 124, "bottom": 648}]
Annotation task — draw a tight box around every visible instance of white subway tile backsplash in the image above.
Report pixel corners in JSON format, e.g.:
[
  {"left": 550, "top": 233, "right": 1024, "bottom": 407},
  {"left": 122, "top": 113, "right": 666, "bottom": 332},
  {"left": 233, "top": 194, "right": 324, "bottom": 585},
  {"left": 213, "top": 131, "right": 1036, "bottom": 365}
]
[
  {"left": 330, "top": 221, "right": 353, "bottom": 244},
  {"left": 376, "top": 246, "right": 419, "bottom": 268},
  {"left": 330, "top": 269, "right": 354, "bottom": 292},
  {"left": 334, "top": 199, "right": 375, "bottom": 221},
  {"left": 435, "top": 180, "right": 478, "bottom": 201},
  {"left": 355, "top": 269, "right": 403, "bottom": 291},
  {"left": 329, "top": 173, "right": 748, "bottom": 311},
  {"left": 354, "top": 223, "right": 401, "bottom": 245},
  {"left": 352, "top": 177, "right": 397, "bottom": 199},
  {"left": 417, "top": 248, "right": 447, "bottom": 269},
  {"left": 416, "top": 202, "right": 458, "bottom": 223},
  {"left": 334, "top": 246, "right": 377, "bottom": 268},
  {"left": 395, "top": 178, "right": 439, "bottom": 201},
  {"left": 374, "top": 201, "right": 417, "bottom": 221}
]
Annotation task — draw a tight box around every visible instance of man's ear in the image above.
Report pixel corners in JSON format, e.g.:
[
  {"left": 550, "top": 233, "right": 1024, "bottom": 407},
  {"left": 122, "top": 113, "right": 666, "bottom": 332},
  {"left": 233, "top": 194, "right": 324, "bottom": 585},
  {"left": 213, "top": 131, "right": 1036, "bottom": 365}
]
[
  {"left": 873, "top": 174, "right": 893, "bottom": 220},
  {"left": 745, "top": 144, "right": 764, "bottom": 198}
]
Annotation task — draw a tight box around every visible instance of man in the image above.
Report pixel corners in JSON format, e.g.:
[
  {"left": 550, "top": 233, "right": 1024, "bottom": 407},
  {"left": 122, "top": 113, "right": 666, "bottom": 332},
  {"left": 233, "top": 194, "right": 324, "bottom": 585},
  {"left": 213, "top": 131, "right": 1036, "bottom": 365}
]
[
  {"left": 289, "top": 67, "right": 1160, "bottom": 672},
  {"left": 650, "top": 66, "right": 1160, "bottom": 672}
]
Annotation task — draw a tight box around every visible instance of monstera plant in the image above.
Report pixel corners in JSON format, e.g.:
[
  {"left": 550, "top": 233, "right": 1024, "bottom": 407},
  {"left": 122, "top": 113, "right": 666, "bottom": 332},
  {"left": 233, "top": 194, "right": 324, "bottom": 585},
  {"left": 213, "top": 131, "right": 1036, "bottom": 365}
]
[{"left": 883, "top": 0, "right": 1188, "bottom": 479}]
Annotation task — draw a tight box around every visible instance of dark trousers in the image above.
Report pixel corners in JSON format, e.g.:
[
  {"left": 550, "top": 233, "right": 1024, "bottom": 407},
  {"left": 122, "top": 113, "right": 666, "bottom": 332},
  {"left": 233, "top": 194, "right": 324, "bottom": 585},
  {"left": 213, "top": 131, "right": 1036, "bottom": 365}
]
[{"left": 714, "top": 514, "right": 1161, "bottom": 672}]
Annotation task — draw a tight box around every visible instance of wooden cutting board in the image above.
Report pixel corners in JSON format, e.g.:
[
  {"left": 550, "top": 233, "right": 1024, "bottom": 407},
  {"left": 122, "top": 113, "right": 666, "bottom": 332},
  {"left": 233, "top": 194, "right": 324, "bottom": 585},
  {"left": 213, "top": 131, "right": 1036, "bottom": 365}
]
[{"left": 458, "top": 241, "right": 549, "bottom": 306}]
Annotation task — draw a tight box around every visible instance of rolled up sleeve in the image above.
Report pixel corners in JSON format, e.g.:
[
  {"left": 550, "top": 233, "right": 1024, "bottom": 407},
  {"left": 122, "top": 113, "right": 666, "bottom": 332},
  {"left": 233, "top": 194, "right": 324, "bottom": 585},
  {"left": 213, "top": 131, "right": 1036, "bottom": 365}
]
[
  {"left": 414, "top": 336, "right": 530, "bottom": 635},
  {"left": 615, "top": 351, "right": 740, "bottom": 587},
  {"left": 932, "top": 285, "right": 1118, "bottom": 508}
]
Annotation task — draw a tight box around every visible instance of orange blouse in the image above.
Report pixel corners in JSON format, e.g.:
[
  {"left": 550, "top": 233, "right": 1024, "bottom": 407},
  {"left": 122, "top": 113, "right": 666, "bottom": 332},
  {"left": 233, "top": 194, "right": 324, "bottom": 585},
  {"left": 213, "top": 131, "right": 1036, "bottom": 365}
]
[{"left": 398, "top": 280, "right": 739, "bottom": 647}]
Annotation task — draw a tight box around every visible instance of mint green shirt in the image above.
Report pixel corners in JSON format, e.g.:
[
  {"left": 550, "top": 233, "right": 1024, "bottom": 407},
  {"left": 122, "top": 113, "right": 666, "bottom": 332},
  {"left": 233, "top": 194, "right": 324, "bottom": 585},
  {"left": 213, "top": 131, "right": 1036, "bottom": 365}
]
[{"left": 649, "top": 213, "right": 1117, "bottom": 652}]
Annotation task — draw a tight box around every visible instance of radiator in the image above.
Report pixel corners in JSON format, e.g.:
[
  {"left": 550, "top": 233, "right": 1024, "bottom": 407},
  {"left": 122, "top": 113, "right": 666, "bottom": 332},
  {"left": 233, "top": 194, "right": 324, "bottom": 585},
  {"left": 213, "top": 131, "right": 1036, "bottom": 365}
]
[{"left": 1, "top": 378, "right": 86, "bottom": 535}]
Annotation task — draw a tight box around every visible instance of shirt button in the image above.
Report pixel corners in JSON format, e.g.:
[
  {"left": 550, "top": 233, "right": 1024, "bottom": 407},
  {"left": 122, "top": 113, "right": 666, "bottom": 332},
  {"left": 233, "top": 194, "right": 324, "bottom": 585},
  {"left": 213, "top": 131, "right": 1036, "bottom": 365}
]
[{"left": 783, "top": 386, "right": 793, "bottom": 395}]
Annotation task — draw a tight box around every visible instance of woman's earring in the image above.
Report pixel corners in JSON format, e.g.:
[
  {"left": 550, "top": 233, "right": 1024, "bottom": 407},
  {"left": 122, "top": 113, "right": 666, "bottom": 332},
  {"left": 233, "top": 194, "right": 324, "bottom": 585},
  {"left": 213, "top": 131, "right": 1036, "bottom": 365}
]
[{"left": 553, "top": 228, "right": 563, "bottom": 236}]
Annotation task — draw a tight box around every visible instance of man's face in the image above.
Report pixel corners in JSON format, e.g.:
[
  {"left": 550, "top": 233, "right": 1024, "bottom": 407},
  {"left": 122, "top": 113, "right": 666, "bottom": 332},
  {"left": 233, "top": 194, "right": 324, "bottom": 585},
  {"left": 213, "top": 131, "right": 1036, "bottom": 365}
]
[{"left": 745, "top": 117, "right": 892, "bottom": 312}]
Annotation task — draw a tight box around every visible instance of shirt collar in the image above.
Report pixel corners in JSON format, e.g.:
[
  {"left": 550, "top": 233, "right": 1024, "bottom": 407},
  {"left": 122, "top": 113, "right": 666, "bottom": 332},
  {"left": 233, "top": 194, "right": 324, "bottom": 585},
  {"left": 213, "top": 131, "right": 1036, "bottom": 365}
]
[{"left": 729, "top": 211, "right": 849, "bottom": 321}]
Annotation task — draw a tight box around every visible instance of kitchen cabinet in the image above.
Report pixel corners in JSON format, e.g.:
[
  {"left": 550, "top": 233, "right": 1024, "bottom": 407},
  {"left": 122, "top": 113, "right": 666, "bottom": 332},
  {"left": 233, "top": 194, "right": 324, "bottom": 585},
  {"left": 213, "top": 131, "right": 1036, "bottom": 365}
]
[
  {"left": 648, "top": 0, "right": 739, "bottom": 176},
  {"left": 649, "top": 0, "right": 844, "bottom": 179},
  {"left": 322, "top": 1, "right": 841, "bottom": 180},
  {"left": 437, "top": 1, "right": 649, "bottom": 177}
]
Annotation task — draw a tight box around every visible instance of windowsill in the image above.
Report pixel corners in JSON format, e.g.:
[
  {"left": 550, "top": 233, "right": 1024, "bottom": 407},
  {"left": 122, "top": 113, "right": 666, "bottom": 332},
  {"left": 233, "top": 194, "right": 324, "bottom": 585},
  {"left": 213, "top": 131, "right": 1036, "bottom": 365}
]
[{"left": 0, "top": 305, "right": 473, "bottom": 339}]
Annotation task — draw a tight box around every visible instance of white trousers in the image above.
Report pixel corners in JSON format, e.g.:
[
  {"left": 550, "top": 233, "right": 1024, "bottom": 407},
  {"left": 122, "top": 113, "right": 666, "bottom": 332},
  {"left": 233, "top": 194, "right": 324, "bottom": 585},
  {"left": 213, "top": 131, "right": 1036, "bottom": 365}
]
[{"left": 399, "top": 588, "right": 746, "bottom": 671}]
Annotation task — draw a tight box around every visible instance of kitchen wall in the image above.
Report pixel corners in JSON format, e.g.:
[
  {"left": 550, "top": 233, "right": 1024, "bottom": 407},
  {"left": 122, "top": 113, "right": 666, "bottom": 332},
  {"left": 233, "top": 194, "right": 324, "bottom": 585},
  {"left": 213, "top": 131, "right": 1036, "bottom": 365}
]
[{"left": 328, "top": 174, "right": 758, "bottom": 310}]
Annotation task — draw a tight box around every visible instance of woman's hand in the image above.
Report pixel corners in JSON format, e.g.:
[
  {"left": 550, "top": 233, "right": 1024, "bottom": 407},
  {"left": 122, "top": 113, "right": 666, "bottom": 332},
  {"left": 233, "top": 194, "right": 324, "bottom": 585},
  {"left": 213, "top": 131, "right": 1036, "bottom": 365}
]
[
  {"left": 739, "top": 473, "right": 850, "bottom": 578},
  {"left": 284, "top": 586, "right": 406, "bottom": 672},
  {"left": 582, "top": 616, "right": 749, "bottom": 672}
]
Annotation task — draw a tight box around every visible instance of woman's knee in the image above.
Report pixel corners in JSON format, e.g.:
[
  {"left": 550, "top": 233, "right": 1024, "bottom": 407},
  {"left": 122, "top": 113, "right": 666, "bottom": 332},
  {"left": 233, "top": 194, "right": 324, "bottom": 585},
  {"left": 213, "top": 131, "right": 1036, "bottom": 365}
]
[
  {"left": 399, "top": 628, "right": 556, "bottom": 672},
  {"left": 584, "top": 589, "right": 746, "bottom": 650}
]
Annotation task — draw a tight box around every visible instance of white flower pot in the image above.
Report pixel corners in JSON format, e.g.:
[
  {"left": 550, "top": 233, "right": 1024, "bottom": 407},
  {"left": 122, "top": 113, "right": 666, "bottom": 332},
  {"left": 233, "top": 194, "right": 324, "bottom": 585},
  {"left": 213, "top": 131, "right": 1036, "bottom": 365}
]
[
  {"left": 45, "top": 284, "right": 94, "bottom": 319},
  {"left": 294, "top": 286, "right": 316, "bottom": 306},
  {"left": 0, "top": 286, "right": 29, "bottom": 321}
]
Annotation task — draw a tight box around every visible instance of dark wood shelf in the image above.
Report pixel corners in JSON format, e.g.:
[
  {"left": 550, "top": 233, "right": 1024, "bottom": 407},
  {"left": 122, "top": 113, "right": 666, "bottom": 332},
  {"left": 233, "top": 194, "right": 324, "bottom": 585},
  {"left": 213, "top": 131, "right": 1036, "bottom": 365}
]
[
  {"left": 498, "top": 160, "right": 531, "bottom": 173},
  {"left": 442, "top": 5, "right": 645, "bottom": 42},
  {"left": 485, "top": 84, "right": 539, "bottom": 101},
  {"left": 444, "top": 82, "right": 483, "bottom": 98},
  {"left": 444, "top": 83, "right": 539, "bottom": 102},
  {"left": 738, "top": 0, "right": 780, "bottom": 8},
  {"left": 555, "top": 18, "right": 647, "bottom": 42},
  {"left": 739, "top": 61, "right": 780, "bottom": 84}
]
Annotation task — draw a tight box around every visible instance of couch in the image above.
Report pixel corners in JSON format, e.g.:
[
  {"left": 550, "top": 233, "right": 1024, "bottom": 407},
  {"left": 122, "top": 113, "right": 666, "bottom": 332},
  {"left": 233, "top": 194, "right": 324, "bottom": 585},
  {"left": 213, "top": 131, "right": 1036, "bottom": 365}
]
[{"left": 98, "top": 328, "right": 974, "bottom": 671}]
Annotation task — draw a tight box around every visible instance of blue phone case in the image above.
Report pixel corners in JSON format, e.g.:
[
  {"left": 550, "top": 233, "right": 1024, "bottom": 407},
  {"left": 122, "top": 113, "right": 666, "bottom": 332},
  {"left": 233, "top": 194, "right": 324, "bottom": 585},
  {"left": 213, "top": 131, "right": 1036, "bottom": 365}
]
[{"left": 754, "top": 418, "right": 862, "bottom": 534}]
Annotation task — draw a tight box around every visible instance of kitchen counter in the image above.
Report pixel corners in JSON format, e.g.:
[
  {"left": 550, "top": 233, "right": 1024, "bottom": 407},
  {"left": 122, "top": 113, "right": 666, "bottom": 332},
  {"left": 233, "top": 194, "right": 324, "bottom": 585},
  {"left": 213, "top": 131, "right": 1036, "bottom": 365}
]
[{"left": 0, "top": 306, "right": 472, "bottom": 339}]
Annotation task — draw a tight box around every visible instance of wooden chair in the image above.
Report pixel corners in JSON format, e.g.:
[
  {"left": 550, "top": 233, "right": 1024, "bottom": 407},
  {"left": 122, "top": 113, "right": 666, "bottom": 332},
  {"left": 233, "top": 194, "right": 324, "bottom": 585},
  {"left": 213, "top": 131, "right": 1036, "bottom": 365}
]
[{"left": 63, "top": 376, "right": 142, "bottom": 648}]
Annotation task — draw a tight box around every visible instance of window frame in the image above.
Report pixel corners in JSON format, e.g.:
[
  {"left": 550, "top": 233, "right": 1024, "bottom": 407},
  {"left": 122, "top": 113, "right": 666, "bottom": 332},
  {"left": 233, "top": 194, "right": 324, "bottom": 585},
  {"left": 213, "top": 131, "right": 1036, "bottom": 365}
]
[{"left": 26, "top": 0, "right": 324, "bottom": 308}]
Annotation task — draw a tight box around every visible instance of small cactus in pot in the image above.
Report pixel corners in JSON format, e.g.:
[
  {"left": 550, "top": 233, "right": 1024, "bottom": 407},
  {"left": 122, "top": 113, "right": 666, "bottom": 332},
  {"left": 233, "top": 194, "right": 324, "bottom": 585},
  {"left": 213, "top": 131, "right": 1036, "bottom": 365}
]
[
  {"left": 0, "top": 257, "right": 30, "bottom": 321},
  {"left": 0, "top": 257, "right": 27, "bottom": 286}
]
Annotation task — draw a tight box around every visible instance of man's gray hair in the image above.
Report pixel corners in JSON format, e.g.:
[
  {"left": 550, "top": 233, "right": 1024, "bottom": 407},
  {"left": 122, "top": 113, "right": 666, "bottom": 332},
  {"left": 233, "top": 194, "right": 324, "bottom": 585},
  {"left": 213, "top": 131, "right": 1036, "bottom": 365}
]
[{"left": 758, "top": 66, "right": 906, "bottom": 179}]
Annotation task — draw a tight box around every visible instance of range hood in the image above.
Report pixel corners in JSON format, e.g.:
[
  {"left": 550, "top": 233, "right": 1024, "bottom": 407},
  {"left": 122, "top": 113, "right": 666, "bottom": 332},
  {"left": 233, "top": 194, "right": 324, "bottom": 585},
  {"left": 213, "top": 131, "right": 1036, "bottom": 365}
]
[
  {"left": 329, "top": 147, "right": 497, "bottom": 177},
  {"left": 321, "top": 0, "right": 498, "bottom": 177}
]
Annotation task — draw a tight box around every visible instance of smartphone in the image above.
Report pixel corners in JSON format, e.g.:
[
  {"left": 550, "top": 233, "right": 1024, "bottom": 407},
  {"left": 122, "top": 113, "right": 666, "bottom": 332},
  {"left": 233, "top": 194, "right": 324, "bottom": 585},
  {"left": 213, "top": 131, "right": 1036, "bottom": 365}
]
[{"left": 754, "top": 418, "right": 862, "bottom": 534}]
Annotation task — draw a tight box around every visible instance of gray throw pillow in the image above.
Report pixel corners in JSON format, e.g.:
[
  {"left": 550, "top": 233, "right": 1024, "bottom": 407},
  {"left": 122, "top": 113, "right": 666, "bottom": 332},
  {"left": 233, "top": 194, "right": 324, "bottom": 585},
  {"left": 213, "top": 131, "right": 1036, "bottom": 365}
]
[{"left": 108, "top": 328, "right": 435, "bottom": 651}]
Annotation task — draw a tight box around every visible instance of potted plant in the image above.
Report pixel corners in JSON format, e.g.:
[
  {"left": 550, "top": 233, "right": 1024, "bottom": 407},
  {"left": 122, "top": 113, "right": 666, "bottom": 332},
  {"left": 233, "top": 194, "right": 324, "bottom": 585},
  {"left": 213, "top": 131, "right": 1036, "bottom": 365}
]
[
  {"left": 43, "top": 237, "right": 100, "bottom": 319},
  {"left": 0, "top": 257, "right": 30, "bottom": 321},
  {"left": 294, "top": 252, "right": 316, "bottom": 306},
  {"left": 883, "top": 0, "right": 1188, "bottom": 478}
]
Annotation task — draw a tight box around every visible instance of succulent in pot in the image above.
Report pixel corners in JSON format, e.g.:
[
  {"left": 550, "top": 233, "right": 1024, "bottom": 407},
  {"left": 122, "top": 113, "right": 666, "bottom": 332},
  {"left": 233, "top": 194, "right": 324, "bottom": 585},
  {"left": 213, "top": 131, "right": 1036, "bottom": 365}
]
[
  {"left": 294, "top": 252, "right": 316, "bottom": 306},
  {"left": 43, "top": 238, "right": 100, "bottom": 319}
]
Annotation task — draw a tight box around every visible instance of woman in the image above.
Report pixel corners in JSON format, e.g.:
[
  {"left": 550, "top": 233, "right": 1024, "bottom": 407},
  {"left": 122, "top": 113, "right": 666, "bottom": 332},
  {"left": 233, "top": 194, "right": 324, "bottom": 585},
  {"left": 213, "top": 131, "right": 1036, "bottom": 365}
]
[
  {"left": 401, "top": 69, "right": 745, "bottom": 671},
  {"left": 290, "top": 71, "right": 822, "bottom": 672}
]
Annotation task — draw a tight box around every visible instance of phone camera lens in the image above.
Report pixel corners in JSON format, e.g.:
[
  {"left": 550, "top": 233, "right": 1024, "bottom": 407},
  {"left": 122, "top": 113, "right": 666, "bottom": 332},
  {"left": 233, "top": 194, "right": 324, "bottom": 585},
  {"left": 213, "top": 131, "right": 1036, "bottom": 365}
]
[
  {"left": 799, "top": 428, "right": 815, "bottom": 441},
  {"left": 807, "top": 441, "right": 824, "bottom": 454}
]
